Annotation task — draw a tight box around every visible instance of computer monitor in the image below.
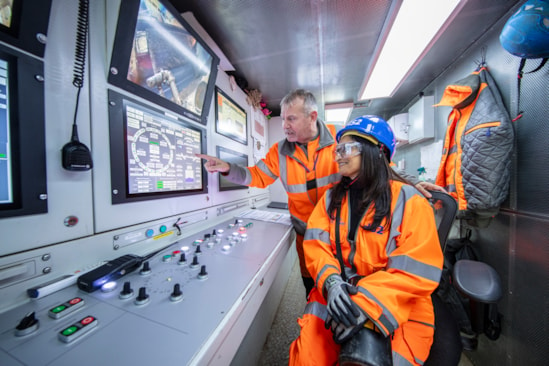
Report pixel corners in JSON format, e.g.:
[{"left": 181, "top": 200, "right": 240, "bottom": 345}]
[
  {"left": 216, "top": 146, "right": 248, "bottom": 192},
  {"left": 0, "top": 0, "right": 52, "bottom": 57},
  {"left": 108, "top": 90, "right": 207, "bottom": 204},
  {"left": 108, "top": 0, "right": 219, "bottom": 126},
  {"left": 0, "top": 45, "right": 47, "bottom": 218},
  {"left": 215, "top": 87, "right": 248, "bottom": 145}
]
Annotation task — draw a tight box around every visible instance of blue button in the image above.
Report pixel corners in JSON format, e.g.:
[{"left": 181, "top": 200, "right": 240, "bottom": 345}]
[
  {"left": 145, "top": 229, "right": 154, "bottom": 238},
  {"left": 159, "top": 225, "right": 167, "bottom": 233}
]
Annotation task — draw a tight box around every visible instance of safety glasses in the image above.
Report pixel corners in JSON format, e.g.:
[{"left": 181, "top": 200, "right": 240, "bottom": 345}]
[{"left": 334, "top": 142, "right": 362, "bottom": 159}]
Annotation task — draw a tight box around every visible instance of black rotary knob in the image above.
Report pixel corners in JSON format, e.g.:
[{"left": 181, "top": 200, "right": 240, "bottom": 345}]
[
  {"left": 178, "top": 253, "right": 187, "bottom": 265},
  {"left": 119, "top": 281, "right": 133, "bottom": 299},
  {"left": 140, "top": 261, "right": 151, "bottom": 275},
  {"left": 170, "top": 284, "right": 183, "bottom": 302},
  {"left": 134, "top": 287, "right": 150, "bottom": 305},
  {"left": 197, "top": 265, "right": 208, "bottom": 280}
]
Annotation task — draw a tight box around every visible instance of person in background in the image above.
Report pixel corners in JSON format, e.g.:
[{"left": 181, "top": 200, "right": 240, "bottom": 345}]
[
  {"left": 288, "top": 115, "right": 444, "bottom": 365},
  {"left": 197, "top": 90, "right": 443, "bottom": 298}
]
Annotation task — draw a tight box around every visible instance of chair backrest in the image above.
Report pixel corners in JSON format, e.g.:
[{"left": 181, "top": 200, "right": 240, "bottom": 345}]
[
  {"left": 424, "top": 190, "right": 462, "bottom": 366},
  {"left": 428, "top": 190, "right": 458, "bottom": 252}
]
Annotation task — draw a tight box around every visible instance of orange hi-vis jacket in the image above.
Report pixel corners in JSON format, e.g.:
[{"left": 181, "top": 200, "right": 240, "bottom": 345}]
[
  {"left": 224, "top": 121, "right": 341, "bottom": 236},
  {"left": 435, "top": 66, "right": 513, "bottom": 217},
  {"left": 292, "top": 183, "right": 443, "bottom": 365}
]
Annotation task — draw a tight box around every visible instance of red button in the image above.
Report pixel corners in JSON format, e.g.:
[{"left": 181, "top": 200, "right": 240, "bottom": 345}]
[
  {"left": 69, "top": 297, "right": 82, "bottom": 305},
  {"left": 81, "top": 316, "right": 95, "bottom": 325}
]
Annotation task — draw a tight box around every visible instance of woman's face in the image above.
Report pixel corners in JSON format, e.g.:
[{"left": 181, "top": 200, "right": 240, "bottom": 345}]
[{"left": 335, "top": 135, "right": 362, "bottom": 180}]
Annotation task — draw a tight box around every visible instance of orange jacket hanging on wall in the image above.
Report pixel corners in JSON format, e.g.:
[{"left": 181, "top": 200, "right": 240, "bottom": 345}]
[{"left": 435, "top": 65, "right": 514, "bottom": 221}]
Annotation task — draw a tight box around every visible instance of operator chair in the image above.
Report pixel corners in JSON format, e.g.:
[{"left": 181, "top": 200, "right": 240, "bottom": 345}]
[
  {"left": 424, "top": 190, "right": 462, "bottom": 366},
  {"left": 424, "top": 191, "right": 503, "bottom": 365}
]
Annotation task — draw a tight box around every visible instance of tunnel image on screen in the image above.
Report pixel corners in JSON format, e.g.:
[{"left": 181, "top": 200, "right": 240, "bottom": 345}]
[
  {"left": 124, "top": 99, "right": 203, "bottom": 195},
  {"left": 126, "top": 0, "right": 214, "bottom": 119},
  {"left": 0, "top": 58, "right": 12, "bottom": 204}
]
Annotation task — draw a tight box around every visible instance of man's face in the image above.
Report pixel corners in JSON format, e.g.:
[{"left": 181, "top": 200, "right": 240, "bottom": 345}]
[{"left": 281, "top": 99, "right": 317, "bottom": 143}]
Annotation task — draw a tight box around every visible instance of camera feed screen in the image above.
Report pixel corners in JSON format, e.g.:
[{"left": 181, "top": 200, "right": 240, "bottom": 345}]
[
  {"left": 0, "top": 58, "right": 12, "bottom": 204},
  {"left": 124, "top": 98, "right": 203, "bottom": 196},
  {"left": 0, "top": 0, "right": 13, "bottom": 29},
  {"left": 126, "top": 0, "right": 214, "bottom": 122}
]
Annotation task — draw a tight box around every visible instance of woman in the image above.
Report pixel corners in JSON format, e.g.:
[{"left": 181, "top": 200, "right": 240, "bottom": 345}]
[{"left": 289, "top": 115, "right": 444, "bottom": 365}]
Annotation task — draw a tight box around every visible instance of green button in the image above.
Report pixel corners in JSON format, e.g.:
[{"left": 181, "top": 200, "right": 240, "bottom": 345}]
[
  {"left": 62, "top": 326, "right": 78, "bottom": 336},
  {"left": 52, "top": 305, "right": 67, "bottom": 314},
  {"left": 159, "top": 225, "right": 167, "bottom": 233}
]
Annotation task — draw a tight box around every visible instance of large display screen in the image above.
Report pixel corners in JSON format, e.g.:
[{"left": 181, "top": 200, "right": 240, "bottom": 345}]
[
  {"left": 216, "top": 146, "right": 248, "bottom": 191},
  {"left": 108, "top": 0, "right": 219, "bottom": 126},
  {"left": 0, "top": 46, "right": 47, "bottom": 218},
  {"left": 0, "top": 58, "right": 12, "bottom": 205},
  {"left": 109, "top": 90, "right": 207, "bottom": 204}
]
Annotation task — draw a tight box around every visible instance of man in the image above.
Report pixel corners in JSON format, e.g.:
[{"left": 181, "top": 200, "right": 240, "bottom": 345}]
[{"left": 198, "top": 89, "right": 442, "bottom": 297}]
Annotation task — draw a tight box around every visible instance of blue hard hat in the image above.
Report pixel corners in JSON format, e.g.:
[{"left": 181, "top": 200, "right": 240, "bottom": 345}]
[
  {"left": 336, "top": 115, "right": 396, "bottom": 160},
  {"left": 500, "top": 0, "right": 549, "bottom": 58}
]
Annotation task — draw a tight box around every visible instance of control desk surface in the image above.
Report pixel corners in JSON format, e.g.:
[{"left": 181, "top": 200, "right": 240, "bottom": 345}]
[{"left": 0, "top": 217, "right": 293, "bottom": 366}]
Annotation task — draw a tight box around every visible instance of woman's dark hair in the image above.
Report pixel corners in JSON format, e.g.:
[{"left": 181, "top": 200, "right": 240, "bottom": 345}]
[{"left": 328, "top": 135, "right": 409, "bottom": 231}]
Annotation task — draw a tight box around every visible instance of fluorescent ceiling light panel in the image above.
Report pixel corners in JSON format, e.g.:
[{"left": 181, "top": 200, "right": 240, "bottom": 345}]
[
  {"left": 360, "top": 0, "right": 462, "bottom": 100},
  {"left": 325, "top": 103, "right": 353, "bottom": 124}
]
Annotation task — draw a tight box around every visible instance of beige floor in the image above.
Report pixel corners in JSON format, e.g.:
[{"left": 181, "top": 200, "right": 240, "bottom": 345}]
[{"left": 258, "top": 260, "right": 474, "bottom": 365}]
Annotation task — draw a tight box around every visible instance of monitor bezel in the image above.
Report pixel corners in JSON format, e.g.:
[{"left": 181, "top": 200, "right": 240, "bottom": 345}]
[
  {"left": 107, "top": 0, "right": 220, "bottom": 126},
  {"left": 0, "top": 0, "right": 52, "bottom": 58},
  {"left": 216, "top": 145, "right": 249, "bottom": 192},
  {"left": 215, "top": 86, "right": 248, "bottom": 145},
  {"left": 108, "top": 89, "right": 208, "bottom": 205},
  {"left": 0, "top": 45, "right": 47, "bottom": 218}
]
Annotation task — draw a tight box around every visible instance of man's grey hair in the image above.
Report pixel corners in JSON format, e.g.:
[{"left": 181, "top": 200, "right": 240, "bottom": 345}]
[{"left": 280, "top": 89, "right": 318, "bottom": 115}]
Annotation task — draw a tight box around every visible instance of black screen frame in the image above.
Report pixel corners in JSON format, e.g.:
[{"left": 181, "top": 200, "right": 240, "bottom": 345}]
[
  {"left": 0, "top": 45, "right": 47, "bottom": 218},
  {"left": 0, "top": 0, "right": 52, "bottom": 58},
  {"left": 108, "top": 89, "right": 208, "bottom": 205},
  {"left": 216, "top": 146, "right": 248, "bottom": 192},
  {"left": 215, "top": 87, "right": 248, "bottom": 145},
  {"left": 108, "top": 0, "right": 220, "bottom": 126}
]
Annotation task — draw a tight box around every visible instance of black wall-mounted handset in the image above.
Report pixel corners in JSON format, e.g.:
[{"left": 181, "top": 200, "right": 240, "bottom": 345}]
[{"left": 62, "top": 0, "right": 93, "bottom": 171}]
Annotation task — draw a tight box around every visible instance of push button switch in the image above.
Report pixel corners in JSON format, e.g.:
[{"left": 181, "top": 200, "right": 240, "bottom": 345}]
[
  {"left": 58, "top": 315, "right": 98, "bottom": 343},
  {"left": 48, "top": 297, "right": 84, "bottom": 319}
]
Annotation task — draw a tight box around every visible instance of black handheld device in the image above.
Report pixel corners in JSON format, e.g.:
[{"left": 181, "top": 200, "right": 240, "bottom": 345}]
[{"left": 77, "top": 254, "right": 142, "bottom": 293}]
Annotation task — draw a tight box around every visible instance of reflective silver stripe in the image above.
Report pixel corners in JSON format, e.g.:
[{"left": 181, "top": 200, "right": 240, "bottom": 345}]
[
  {"left": 316, "top": 264, "right": 339, "bottom": 286},
  {"left": 254, "top": 160, "right": 277, "bottom": 181},
  {"left": 387, "top": 255, "right": 441, "bottom": 283},
  {"left": 278, "top": 143, "right": 289, "bottom": 191},
  {"left": 357, "top": 287, "right": 398, "bottom": 335},
  {"left": 303, "top": 301, "right": 328, "bottom": 320},
  {"left": 317, "top": 173, "right": 341, "bottom": 188},
  {"left": 286, "top": 182, "right": 308, "bottom": 193},
  {"left": 393, "top": 350, "right": 416, "bottom": 366},
  {"left": 304, "top": 228, "right": 331, "bottom": 248},
  {"left": 386, "top": 188, "right": 405, "bottom": 256},
  {"left": 449, "top": 145, "right": 458, "bottom": 154}
]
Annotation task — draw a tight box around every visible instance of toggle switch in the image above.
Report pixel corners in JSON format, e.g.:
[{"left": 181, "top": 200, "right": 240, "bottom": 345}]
[{"left": 15, "top": 312, "right": 39, "bottom": 337}]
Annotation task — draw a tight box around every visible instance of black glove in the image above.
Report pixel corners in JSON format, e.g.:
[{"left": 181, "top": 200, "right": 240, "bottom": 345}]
[
  {"left": 324, "top": 274, "right": 360, "bottom": 327},
  {"left": 325, "top": 311, "right": 368, "bottom": 344}
]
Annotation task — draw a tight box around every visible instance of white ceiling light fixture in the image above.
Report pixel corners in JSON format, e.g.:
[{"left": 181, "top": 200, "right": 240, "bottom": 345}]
[
  {"left": 324, "top": 103, "right": 353, "bottom": 125},
  {"left": 359, "top": 0, "right": 465, "bottom": 100}
]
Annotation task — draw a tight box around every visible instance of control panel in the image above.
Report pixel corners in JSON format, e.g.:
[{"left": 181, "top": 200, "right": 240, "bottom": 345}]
[{"left": 0, "top": 217, "right": 293, "bottom": 366}]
